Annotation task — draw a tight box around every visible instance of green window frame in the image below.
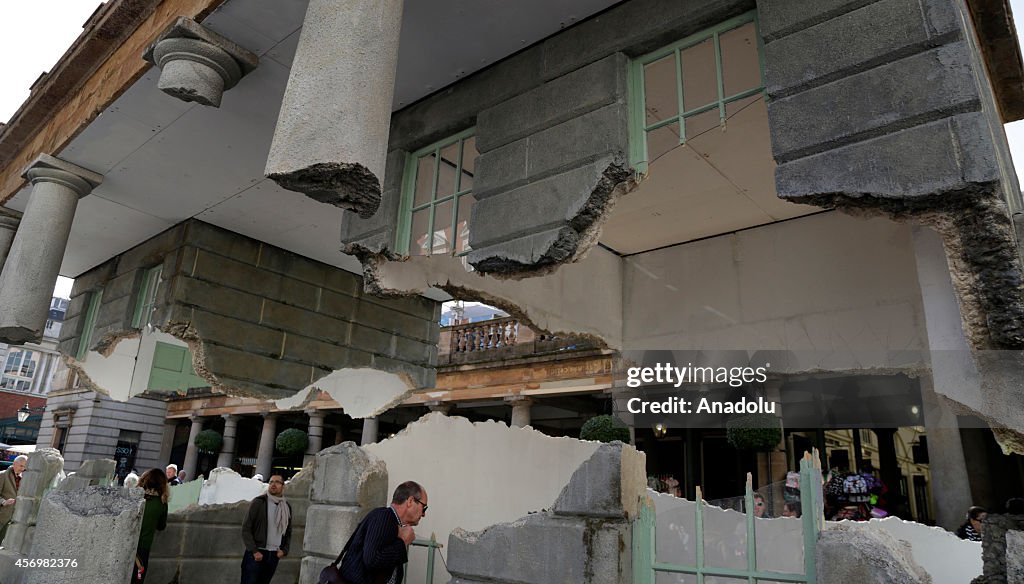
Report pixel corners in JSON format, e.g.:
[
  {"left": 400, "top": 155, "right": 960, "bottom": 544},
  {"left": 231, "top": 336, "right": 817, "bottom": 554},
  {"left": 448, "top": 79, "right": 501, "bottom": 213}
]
[
  {"left": 132, "top": 265, "right": 163, "bottom": 329},
  {"left": 396, "top": 128, "right": 477, "bottom": 257},
  {"left": 76, "top": 289, "right": 103, "bottom": 361},
  {"left": 628, "top": 11, "right": 766, "bottom": 176}
]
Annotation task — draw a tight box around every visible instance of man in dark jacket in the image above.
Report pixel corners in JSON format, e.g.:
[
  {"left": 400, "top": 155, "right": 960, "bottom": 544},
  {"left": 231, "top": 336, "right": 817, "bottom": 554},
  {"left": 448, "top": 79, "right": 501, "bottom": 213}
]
[
  {"left": 241, "top": 474, "right": 293, "bottom": 584},
  {"left": 339, "top": 481, "right": 427, "bottom": 584}
]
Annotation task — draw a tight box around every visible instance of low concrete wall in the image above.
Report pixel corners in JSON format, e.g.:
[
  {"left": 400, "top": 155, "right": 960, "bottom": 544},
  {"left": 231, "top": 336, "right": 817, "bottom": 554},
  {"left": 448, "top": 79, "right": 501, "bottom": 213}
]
[{"left": 147, "top": 468, "right": 311, "bottom": 584}]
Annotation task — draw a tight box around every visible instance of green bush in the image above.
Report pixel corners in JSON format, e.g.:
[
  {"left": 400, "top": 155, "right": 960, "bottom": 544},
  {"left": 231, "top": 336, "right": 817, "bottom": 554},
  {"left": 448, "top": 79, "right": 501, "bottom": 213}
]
[
  {"left": 276, "top": 428, "right": 309, "bottom": 455},
  {"left": 726, "top": 413, "right": 782, "bottom": 452},
  {"left": 194, "top": 429, "right": 223, "bottom": 453},
  {"left": 580, "top": 415, "right": 631, "bottom": 444}
]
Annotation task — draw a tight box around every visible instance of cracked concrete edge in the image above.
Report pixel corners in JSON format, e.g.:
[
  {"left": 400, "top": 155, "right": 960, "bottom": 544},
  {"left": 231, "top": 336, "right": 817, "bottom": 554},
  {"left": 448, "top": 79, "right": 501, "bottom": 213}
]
[
  {"left": 358, "top": 254, "right": 614, "bottom": 350},
  {"left": 268, "top": 162, "right": 382, "bottom": 219},
  {"left": 468, "top": 161, "right": 636, "bottom": 278}
]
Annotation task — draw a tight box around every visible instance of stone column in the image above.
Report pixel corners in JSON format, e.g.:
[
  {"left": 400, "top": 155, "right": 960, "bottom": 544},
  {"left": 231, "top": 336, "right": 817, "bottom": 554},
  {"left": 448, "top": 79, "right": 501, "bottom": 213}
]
[
  {"left": 217, "top": 414, "right": 239, "bottom": 469},
  {"left": 361, "top": 417, "right": 378, "bottom": 446},
  {"left": 0, "top": 155, "right": 101, "bottom": 344},
  {"left": 157, "top": 421, "right": 177, "bottom": 466},
  {"left": 874, "top": 428, "right": 902, "bottom": 504},
  {"left": 181, "top": 414, "right": 204, "bottom": 482},
  {"left": 2, "top": 447, "right": 64, "bottom": 553},
  {"left": 921, "top": 377, "right": 973, "bottom": 530},
  {"left": 508, "top": 396, "right": 533, "bottom": 428},
  {"left": 264, "top": 0, "right": 403, "bottom": 216},
  {"left": 0, "top": 209, "right": 19, "bottom": 270},
  {"left": 255, "top": 413, "right": 277, "bottom": 479},
  {"left": 305, "top": 409, "right": 325, "bottom": 465}
]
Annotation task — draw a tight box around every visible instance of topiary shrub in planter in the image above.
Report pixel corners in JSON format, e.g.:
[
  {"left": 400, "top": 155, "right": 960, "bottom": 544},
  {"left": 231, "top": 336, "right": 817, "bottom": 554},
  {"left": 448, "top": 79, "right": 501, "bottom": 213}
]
[
  {"left": 276, "top": 428, "right": 309, "bottom": 455},
  {"left": 194, "top": 429, "right": 223, "bottom": 453},
  {"left": 580, "top": 415, "right": 631, "bottom": 444},
  {"left": 726, "top": 413, "right": 782, "bottom": 452}
]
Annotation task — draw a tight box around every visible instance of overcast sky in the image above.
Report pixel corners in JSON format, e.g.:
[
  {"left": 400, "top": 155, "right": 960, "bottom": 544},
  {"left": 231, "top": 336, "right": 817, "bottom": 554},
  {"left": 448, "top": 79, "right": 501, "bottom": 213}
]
[{"left": 2, "top": 0, "right": 1024, "bottom": 299}]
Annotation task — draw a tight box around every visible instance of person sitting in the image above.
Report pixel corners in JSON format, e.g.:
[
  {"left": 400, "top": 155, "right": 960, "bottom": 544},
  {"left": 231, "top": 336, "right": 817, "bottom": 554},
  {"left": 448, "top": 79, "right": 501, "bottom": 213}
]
[{"left": 955, "top": 506, "right": 987, "bottom": 542}]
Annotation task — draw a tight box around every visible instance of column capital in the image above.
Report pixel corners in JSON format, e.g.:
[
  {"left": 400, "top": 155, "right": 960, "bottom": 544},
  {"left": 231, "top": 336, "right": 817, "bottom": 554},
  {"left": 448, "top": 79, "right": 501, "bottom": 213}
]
[
  {"left": 21, "top": 154, "right": 102, "bottom": 198},
  {"left": 504, "top": 395, "right": 533, "bottom": 406},
  {"left": 0, "top": 208, "right": 20, "bottom": 231},
  {"left": 304, "top": 408, "right": 326, "bottom": 419},
  {"left": 188, "top": 411, "right": 204, "bottom": 422},
  {"left": 222, "top": 413, "right": 240, "bottom": 423},
  {"left": 143, "top": 17, "right": 258, "bottom": 108}
]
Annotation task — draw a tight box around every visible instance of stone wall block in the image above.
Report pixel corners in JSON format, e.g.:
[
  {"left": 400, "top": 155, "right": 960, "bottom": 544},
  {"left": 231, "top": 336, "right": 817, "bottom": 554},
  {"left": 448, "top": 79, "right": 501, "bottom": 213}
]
[
  {"left": 523, "top": 103, "right": 628, "bottom": 180},
  {"left": 471, "top": 157, "right": 622, "bottom": 249},
  {"left": 302, "top": 504, "right": 366, "bottom": 557},
  {"left": 474, "top": 139, "right": 529, "bottom": 200},
  {"left": 190, "top": 308, "right": 285, "bottom": 358},
  {"left": 553, "top": 442, "right": 646, "bottom": 519},
  {"left": 775, "top": 115, "right": 968, "bottom": 200},
  {"left": 56, "top": 458, "right": 116, "bottom": 491},
  {"left": 170, "top": 276, "right": 263, "bottom": 323},
  {"left": 112, "top": 223, "right": 186, "bottom": 277},
  {"left": 476, "top": 53, "right": 628, "bottom": 153},
  {"left": 979, "top": 514, "right": 1024, "bottom": 581},
  {"left": 309, "top": 443, "right": 387, "bottom": 508},
  {"left": 816, "top": 523, "right": 930, "bottom": 584},
  {"left": 2, "top": 448, "right": 64, "bottom": 554},
  {"left": 768, "top": 42, "right": 979, "bottom": 161},
  {"left": 450, "top": 517, "right": 629, "bottom": 584},
  {"left": 761, "top": 0, "right": 959, "bottom": 96},
  {"left": 466, "top": 226, "right": 578, "bottom": 270},
  {"left": 24, "top": 486, "right": 143, "bottom": 584},
  {"left": 202, "top": 344, "right": 312, "bottom": 393}
]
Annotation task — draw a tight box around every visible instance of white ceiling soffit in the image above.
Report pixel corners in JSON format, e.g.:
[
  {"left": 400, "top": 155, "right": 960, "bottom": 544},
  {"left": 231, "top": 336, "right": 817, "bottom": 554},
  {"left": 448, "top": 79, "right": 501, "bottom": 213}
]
[{"left": 2, "top": 0, "right": 624, "bottom": 280}]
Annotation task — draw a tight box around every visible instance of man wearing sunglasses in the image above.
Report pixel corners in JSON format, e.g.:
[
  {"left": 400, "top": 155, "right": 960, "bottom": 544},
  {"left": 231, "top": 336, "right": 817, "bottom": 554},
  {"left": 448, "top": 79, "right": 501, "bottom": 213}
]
[{"left": 335, "top": 480, "right": 428, "bottom": 584}]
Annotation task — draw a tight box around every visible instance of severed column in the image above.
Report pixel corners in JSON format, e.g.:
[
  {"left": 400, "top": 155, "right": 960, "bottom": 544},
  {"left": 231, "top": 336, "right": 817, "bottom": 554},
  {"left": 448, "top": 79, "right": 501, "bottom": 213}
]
[{"left": 264, "top": 0, "right": 404, "bottom": 217}]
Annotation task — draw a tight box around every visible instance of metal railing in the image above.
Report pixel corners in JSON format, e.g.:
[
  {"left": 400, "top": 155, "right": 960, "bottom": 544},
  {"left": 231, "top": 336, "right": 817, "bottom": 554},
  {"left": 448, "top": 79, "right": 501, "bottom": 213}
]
[
  {"left": 403, "top": 535, "right": 444, "bottom": 584},
  {"left": 633, "top": 449, "right": 824, "bottom": 584}
]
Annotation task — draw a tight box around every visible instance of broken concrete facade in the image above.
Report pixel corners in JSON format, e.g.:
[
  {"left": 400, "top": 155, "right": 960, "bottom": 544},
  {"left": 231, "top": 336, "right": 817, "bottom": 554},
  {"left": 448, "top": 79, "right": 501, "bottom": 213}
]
[{"left": 60, "top": 219, "right": 438, "bottom": 401}]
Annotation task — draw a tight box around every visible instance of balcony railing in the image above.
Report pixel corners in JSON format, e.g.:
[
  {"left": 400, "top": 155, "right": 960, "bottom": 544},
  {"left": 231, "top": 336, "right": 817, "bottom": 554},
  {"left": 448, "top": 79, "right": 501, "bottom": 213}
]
[{"left": 439, "top": 317, "right": 595, "bottom": 365}]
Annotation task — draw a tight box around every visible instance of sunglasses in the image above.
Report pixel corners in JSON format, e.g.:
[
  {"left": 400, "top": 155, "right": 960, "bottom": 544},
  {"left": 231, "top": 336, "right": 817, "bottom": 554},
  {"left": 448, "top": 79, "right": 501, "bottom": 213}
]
[{"left": 413, "top": 496, "right": 428, "bottom": 513}]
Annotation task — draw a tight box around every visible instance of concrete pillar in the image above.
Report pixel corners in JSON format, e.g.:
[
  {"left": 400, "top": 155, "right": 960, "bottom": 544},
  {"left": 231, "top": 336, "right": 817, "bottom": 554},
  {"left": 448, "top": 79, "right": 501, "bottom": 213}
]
[
  {"left": 0, "top": 209, "right": 19, "bottom": 270},
  {"left": 921, "top": 377, "right": 973, "bottom": 530},
  {"left": 264, "top": 0, "right": 403, "bottom": 216},
  {"left": 361, "top": 417, "right": 378, "bottom": 446},
  {"left": 0, "top": 155, "right": 101, "bottom": 344},
  {"left": 217, "top": 414, "right": 239, "bottom": 468},
  {"left": 157, "top": 421, "right": 177, "bottom": 466},
  {"left": 305, "top": 409, "right": 325, "bottom": 465},
  {"left": 181, "top": 414, "right": 204, "bottom": 482},
  {"left": 508, "top": 396, "right": 533, "bottom": 428},
  {"left": 255, "top": 413, "right": 277, "bottom": 479}
]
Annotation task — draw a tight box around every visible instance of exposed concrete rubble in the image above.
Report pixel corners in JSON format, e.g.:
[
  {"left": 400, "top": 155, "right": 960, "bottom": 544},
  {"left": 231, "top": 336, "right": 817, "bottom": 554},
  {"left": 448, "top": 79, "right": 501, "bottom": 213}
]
[
  {"left": 25, "top": 486, "right": 144, "bottom": 584},
  {"left": 265, "top": 0, "right": 403, "bottom": 217},
  {"left": 839, "top": 517, "right": 984, "bottom": 583},
  {"left": 817, "top": 523, "right": 932, "bottom": 584},
  {"left": 971, "top": 514, "right": 1024, "bottom": 584},
  {"left": 142, "top": 16, "right": 259, "bottom": 108}
]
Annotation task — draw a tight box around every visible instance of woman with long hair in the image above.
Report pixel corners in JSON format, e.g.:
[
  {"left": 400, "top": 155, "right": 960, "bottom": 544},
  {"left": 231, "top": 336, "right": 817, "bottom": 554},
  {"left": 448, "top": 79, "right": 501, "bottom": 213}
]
[{"left": 131, "top": 468, "right": 170, "bottom": 583}]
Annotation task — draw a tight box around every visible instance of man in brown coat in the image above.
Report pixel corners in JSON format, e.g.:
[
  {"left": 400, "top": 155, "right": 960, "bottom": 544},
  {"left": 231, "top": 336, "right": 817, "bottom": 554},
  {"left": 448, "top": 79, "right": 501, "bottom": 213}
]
[{"left": 0, "top": 455, "right": 28, "bottom": 544}]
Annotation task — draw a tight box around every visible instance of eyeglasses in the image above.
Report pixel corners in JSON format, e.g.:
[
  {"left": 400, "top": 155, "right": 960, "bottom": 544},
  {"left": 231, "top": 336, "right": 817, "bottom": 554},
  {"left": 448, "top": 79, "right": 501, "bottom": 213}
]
[{"left": 413, "top": 496, "right": 428, "bottom": 514}]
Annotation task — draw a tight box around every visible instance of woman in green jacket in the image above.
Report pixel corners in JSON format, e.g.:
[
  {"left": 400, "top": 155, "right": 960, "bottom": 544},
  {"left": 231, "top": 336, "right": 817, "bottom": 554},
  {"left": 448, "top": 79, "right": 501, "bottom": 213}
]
[{"left": 131, "top": 468, "right": 169, "bottom": 583}]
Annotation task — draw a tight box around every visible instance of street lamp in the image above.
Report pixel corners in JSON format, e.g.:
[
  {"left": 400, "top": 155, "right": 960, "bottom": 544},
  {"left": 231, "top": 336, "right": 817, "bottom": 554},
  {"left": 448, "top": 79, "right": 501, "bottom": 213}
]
[{"left": 16, "top": 403, "right": 44, "bottom": 423}]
